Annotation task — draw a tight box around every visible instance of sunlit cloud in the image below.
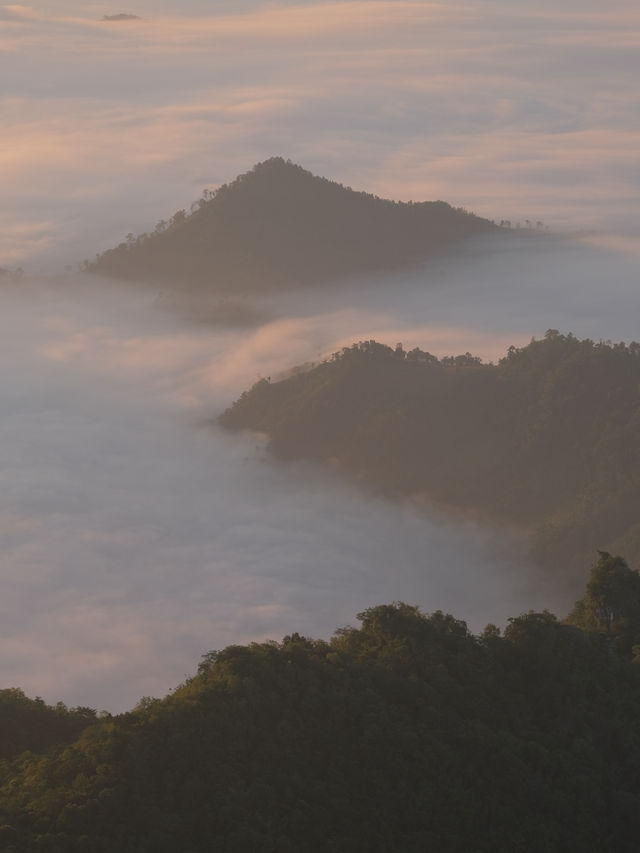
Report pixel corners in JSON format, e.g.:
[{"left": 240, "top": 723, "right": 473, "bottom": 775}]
[
  {"left": 576, "top": 232, "right": 640, "bottom": 257},
  {"left": 0, "top": 216, "right": 58, "bottom": 263},
  {"left": 1, "top": 4, "right": 38, "bottom": 19}
]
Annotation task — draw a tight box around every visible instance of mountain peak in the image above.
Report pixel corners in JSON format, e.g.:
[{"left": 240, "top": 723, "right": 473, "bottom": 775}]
[{"left": 87, "top": 160, "right": 498, "bottom": 292}]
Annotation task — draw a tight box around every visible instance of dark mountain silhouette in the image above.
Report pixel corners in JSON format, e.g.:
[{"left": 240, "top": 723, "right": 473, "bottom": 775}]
[{"left": 87, "top": 158, "right": 499, "bottom": 292}]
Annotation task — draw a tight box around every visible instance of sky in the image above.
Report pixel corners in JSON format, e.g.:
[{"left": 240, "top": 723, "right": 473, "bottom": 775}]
[
  {"left": 2, "top": 0, "right": 639, "bottom": 269},
  {"left": 2, "top": 0, "right": 640, "bottom": 711}
]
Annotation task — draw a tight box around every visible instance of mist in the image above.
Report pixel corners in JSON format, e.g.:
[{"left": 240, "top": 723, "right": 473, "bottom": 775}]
[
  {"left": 2, "top": 233, "right": 638, "bottom": 711},
  {"left": 275, "top": 231, "right": 640, "bottom": 355}
]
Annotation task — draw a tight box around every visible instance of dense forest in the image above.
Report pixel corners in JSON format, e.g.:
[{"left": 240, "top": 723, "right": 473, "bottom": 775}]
[
  {"left": 86, "top": 158, "right": 498, "bottom": 292},
  {"left": 2, "top": 553, "right": 640, "bottom": 851},
  {"left": 220, "top": 331, "right": 640, "bottom": 581},
  {"left": 0, "top": 691, "right": 97, "bottom": 762}
]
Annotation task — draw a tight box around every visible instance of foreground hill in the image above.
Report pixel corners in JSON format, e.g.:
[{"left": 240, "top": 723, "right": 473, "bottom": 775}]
[
  {"left": 0, "top": 690, "right": 96, "bottom": 762},
  {"left": 87, "top": 158, "right": 498, "bottom": 292},
  {"left": 2, "top": 556, "right": 640, "bottom": 851},
  {"left": 220, "top": 332, "right": 640, "bottom": 579}
]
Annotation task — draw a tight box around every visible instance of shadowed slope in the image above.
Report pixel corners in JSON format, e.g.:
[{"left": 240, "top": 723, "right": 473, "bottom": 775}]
[{"left": 220, "top": 333, "right": 640, "bottom": 579}]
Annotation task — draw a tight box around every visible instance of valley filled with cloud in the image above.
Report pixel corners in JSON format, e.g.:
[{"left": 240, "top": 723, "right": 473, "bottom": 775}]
[{"left": 2, "top": 0, "right": 639, "bottom": 711}]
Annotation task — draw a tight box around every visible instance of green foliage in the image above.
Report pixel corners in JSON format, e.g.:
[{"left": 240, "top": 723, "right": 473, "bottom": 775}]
[
  {"left": 221, "top": 333, "right": 640, "bottom": 579},
  {"left": 2, "top": 595, "right": 640, "bottom": 850},
  {"left": 87, "top": 158, "right": 497, "bottom": 292},
  {"left": 566, "top": 552, "right": 640, "bottom": 655},
  {"left": 0, "top": 689, "right": 97, "bottom": 761}
]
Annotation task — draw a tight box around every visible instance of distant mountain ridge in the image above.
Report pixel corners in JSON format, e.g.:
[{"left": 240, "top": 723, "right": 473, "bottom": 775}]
[{"left": 87, "top": 157, "right": 499, "bottom": 292}]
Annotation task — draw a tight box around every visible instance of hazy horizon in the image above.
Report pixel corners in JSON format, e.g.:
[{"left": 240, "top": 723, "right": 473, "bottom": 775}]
[{"left": 2, "top": 0, "right": 639, "bottom": 270}]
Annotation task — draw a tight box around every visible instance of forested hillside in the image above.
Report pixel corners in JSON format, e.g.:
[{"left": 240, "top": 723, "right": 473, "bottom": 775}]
[
  {"left": 86, "top": 158, "right": 498, "bottom": 292},
  {"left": 220, "top": 332, "right": 640, "bottom": 579},
  {"left": 1, "top": 555, "right": 640, "bottom": 851},
  {"left": 0, "top": 691, "right": 96, "bottom": 762}
]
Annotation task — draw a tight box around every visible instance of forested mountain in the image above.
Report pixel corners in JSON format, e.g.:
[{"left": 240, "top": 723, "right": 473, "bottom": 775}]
[
  {"left": 86, "top": 158, "right": 498, "bottom": 292},
  {"left": 220, "top": 332, "right": 640, "bottom": 580},
  {"left": 2, "top": 557, "right": 640, "bottom": 851}
]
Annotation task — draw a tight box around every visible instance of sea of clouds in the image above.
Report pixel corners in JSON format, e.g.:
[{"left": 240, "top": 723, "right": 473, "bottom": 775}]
[
  {"left": 2, "top": 232, "right": 639, "bottom": 711},
  {"left": 2, "top": 0, "right": 639, "bottom": 710}
]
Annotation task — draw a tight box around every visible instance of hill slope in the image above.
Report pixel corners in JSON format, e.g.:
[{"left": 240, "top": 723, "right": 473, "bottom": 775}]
[
  {"left": 87, "top": 158, "right": 498, "bottom": 292},
  {"left": 2, "top": 583, "right": 640, "bottom": 851},
  {"left": 220, "top": 332, "right": 640, "bottom": 579},
  {"left": 0, "top": 690, "right": 97, "bottom": 762}
]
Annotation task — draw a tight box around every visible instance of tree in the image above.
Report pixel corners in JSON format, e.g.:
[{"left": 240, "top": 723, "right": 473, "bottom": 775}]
[{"left": 565, "top": 552, "right": 640, "bottom": 655}]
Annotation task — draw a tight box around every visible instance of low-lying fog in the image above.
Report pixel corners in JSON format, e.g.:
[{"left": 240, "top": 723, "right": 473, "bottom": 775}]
[{"left": 3, "top": 232, "right": 639, "bottom": 711}]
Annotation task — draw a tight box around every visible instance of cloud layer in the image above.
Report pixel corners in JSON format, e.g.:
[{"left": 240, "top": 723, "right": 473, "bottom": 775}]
[
  {"left": 2, "top": 0, "right": 639, "bottom": 268},
  {"left": 2, "top": 234, "right": 639, "bottom": 711},
  {"left": 3, "top": 276, "right": 547, "bottom": 711}
]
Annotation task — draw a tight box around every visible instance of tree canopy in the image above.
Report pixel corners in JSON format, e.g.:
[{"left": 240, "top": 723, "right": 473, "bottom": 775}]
[
  {"left": 566, "top": 552, "right": 640, "bottom": 655},
  {"left": 0, "top": 690, "right": 96, "bottom": 762},
  {"left": 2, "top": 571, "right": 640, "bottom": 851}
]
